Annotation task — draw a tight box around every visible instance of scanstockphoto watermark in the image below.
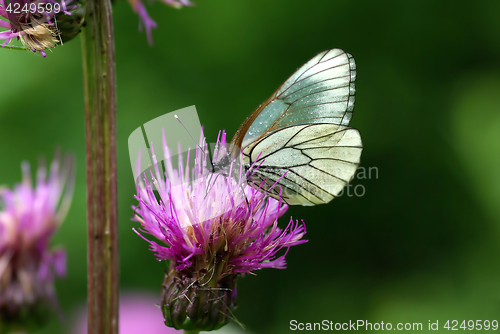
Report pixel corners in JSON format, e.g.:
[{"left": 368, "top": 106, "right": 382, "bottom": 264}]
[
  {"left": 127, "top": 106, "right": 249, "bottom": 213},
  {"left": 290, "top": 319, "right": 499, "bottom": 331},
  {"left": 127, "top": 106, "right": 204, "bottom": 188},
  {"left": 336, "top": 166, "right": 378, "bottom": 198},
  {"left": 127, "top": 106, "right": 243, "bottom": 188},
  {"left": 290, "top": 320, "right": 423, "bottom": 331},
  {"left": 127, "top": 106, "right": 377, "bottom": 212}
]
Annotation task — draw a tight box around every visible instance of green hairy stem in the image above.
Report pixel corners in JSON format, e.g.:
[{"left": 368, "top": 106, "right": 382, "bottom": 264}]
[{"left": 81, "top": 0, "right": 119, "bottom": 331}]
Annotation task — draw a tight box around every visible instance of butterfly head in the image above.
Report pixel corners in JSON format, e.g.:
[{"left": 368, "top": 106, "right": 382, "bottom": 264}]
[{"left": 211, "top": 146, "right": 250, "bottom": 180}]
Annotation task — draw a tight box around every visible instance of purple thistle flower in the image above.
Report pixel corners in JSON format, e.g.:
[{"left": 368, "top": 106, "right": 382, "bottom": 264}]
[
  {"left": 133, "top": 130, "right": 306, "bottom": 331},
  {"left": 127, "top": 0, "right": 193, "bottom": 45},
  {"left": 0, "top": 152, "right": 75, "bottom": 328}
]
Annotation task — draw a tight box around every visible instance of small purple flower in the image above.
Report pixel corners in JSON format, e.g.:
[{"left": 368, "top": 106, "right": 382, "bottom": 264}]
[
  {"left": 0, "top": 152, "right": 75, "bottom": 328},
  {"left": 127, "top": 0, "right": 193, "bottom": 45},
  {"left": 133, "top": 130, "right": 306, "bottom": 331}
]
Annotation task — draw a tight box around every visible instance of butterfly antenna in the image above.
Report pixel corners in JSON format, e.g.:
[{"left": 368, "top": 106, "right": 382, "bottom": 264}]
[
  {"left": 239, "top": 182, "right": 250, "bottom": 210},
  {"left": 204, "top": 172, "right": 216, "bottom": 199},
  {"left": 174, "top": 114, "right": 216, "bottom": 171}
]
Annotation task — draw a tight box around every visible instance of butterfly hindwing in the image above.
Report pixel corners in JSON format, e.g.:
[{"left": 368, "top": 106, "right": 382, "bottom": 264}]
[{"left": 243, "top": 123, "right": 362, "bottom": 205}]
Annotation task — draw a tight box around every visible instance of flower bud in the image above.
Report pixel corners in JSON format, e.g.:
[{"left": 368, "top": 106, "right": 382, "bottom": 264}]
[{"left": 161, "top": 263, "right": 238, "bottom": 331}]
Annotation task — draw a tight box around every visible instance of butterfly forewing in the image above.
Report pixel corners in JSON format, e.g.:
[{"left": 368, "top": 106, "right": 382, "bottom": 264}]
[{"left": 234, "top": 49, "right": 356, "bottom": 149}]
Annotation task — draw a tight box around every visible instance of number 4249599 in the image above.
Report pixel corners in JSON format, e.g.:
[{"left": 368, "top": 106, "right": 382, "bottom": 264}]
[
  {"left": 444, "top": 320, "right": 498, "bottom": 330},
  {"left": 5, "top": 2, "right": 61, "bottom": 14}
]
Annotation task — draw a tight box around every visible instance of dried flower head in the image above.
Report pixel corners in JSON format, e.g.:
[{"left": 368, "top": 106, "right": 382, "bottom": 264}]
[
  {"left": 0, "top": 152, "right": 75, "bottom": 329},
  {"left": 0, "top": 0, "right": 85, "bottom": 57},
  {"left": 133, "top": 130, "right": 306, "bottom": 331}
]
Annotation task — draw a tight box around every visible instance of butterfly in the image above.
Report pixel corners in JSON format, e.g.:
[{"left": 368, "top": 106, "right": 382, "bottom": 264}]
[{"left": 213, "top": 49, "right": 362, "bottom": 206}]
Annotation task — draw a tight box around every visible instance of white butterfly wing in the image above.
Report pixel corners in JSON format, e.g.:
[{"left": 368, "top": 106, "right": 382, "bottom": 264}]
[
  {"left": 239, "top": 49, "right": 356, "bottom": 149},
  {"left": 243, "top": 124, "right": 362, "bottom": 205}
]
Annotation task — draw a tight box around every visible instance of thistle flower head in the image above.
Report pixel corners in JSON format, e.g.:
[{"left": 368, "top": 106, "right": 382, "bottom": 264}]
[
  {"left": 133, "top": 130, "right": 306, "bottom": 331},
  {"left": 0, "top": 152, "right": 75, "bottom": 329},
  {"left": 0, "top": 0, "right": 85, "bottom": 57}
]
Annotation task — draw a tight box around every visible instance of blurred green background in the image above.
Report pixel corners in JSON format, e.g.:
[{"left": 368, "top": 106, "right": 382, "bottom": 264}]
[{"left": 1, "top": 0, "right": 500, "bottom": 332}]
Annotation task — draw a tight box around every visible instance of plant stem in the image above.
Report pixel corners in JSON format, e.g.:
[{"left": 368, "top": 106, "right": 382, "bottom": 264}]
[
  {"left": 81, "top": 0, "right": 118, "bottom": 331},
  {"left": 1, "top": 45, "right": 30, "bottom": 51}
]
